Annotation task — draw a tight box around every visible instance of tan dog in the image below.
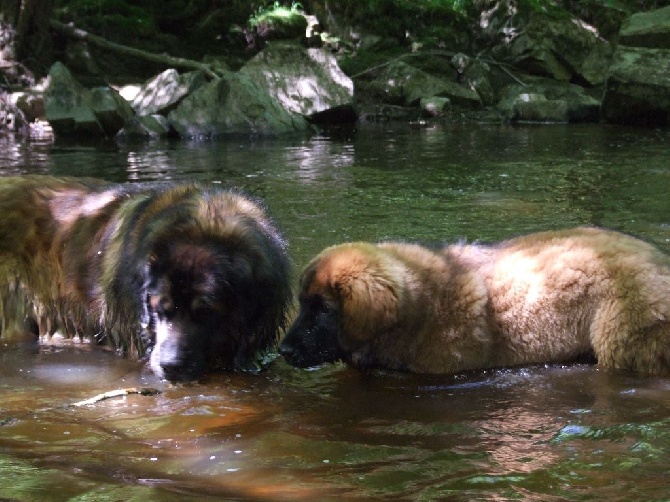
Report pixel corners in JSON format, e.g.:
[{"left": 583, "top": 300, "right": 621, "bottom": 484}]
[{"left": 280, "top": 227, "right": 670, "bottom": 375}]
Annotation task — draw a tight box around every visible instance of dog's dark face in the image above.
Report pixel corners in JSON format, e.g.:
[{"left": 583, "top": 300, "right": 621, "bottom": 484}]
[
  {"left": 146, "top": 240, "right": 265, "bottom": 382},
  {"left": 279, "top": 293, "right": 346, "bottom": 368}
]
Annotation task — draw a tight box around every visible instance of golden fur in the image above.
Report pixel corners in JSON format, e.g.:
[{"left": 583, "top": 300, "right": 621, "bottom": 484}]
[{"left": 280, "top": 227, "right": 670, "bottom": 375}]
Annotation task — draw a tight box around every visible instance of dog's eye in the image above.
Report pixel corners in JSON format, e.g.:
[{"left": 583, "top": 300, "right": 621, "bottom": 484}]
[
  {"left": 320, "top": 300, "right": 335, "bottom": 314},
  {"left": 191, "top": 296, "right": 216, "bottom": 314},
  {"left": 304, "top": 295, "right": 333, "bottom": 314}
]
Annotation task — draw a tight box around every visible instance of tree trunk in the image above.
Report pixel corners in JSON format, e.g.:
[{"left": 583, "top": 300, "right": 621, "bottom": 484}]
[
  {"left": 0, "top": 0, "right": 54, "bottom": 77},
  {"left": 0, "top": 0, "right": 21, "bottom": 26}
]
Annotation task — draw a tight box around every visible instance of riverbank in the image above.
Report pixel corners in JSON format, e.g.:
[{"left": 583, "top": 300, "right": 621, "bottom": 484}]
[{"left": 2, "top": 1, "right": 670, "bottom": 141}]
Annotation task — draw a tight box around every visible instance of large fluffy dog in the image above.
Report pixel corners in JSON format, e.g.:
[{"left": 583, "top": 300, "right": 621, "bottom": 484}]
[
  {"left": 0, "top": 176, "right": 291, "bottom": 382},
  {"left": 280, "top": 227, "right": 670, "bottom": 375}
]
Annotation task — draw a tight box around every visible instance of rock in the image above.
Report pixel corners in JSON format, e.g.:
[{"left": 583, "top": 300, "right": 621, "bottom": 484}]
[
  {"left": 167, "top": 72, "right": 311, "bottom": 138},
  {"left": 90, "top": 86, "right": 135, "bottom": 137},
  {"left": 44, "top": 62, "right": 102, "bottom": 136},
  {"left": 619, "top": 6, "right": 670, "bottom": 49},
  {"left": 512, "top": 94, "right": 569, "bottom": 123},
  {"left": 498, "top": 81, "right": 600, "bottom": 123},
  {"left": 11, "top": 91, "right": 44, "bottom": 122},
  {"left": 0, "top": 97, "right": 26, "bottom": 131},
  {"left": 240, "top": 43, "right": 356, "bottom": 123},
  {"left": 44, "top": 62, "right": 133, "bottom": 137},
  {"left": 601, "top": 46, "right": 670, "bottom": 125},
  {"left": 367, "top": 60, "right": 481, "bottom": 108},
  {"left": 420, "top": 96, "right": 450, "bottom": 117},
  {"left": 559, "top": 2, "right": 629, "bottom": 41},
  {"left": 502, "top": 15, "right": 613, "bottom": 86},
  {"left": 116, "top": 114, "right": 171, "bottom": 140},
  {"left": 131, "top": 69, "right": 206, "bottom": 116},
  {"left": 358, "top": 103, "right": 420, "bottom": 123},
  {"left": 118, "top": 85, "right": 142, "bottom": 102},
  {"left": 451, "top": 54, "right": 495, "bottom": 105}
]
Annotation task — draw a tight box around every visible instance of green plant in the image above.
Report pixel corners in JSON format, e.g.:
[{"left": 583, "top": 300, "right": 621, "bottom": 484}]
[{"left": 249, "top": 1, "right": 304, "bottom": 28}]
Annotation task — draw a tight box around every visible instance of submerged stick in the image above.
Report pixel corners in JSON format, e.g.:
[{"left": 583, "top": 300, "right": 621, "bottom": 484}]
[
  {"left": 70, "top": 387, "right": 161, "bottom": 407},
  {"left": 1, "top": 388, "right": 161, "bottom": 426}
]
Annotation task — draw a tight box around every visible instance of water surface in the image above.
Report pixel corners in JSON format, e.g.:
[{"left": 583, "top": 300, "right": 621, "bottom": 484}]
[{"left": 1, "top": 123, "right": 670, "bottom": 500}]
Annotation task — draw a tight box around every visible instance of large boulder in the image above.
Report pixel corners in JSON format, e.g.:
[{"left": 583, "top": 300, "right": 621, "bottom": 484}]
[
  {"left": 601, "top": 46, "right": 670, "bottom": 125},
  {"left": 501, "top": 15, "right": 613, "bottom": 86},
  {"left": 619, "top": 6, "right": 670, "bottom": 49},
  {"left": 240, "top": 43, "right": 355, "bottom": 123},
  {"left": 116, "top": 114, "right": 171, "bottom": 140},
  {"left": 451, "top": 54, "right": 495, "bottom": 106},
  {"left": 131, "top": 69, "right": 206, "bottom": 116},
  {"left": 509, "top": 94, "right": 569, "bottom": 123},
  {"left": 366, "top": 60, "right": 481, "bottom": 109},
  {"left": 44, "top": 62, "right": 101, "bottom": 136},
  {"left": 498, "top": 80, "right": 600, "bottom": 124},
  {"left": 90, "top": 86, "right": 135, "bottom": 136},
  {"left": 44, "top": 62, "right": 133, "bottom": 137},
  {"left": 167, "top": 72, "right": 311, "bottom": 138}
]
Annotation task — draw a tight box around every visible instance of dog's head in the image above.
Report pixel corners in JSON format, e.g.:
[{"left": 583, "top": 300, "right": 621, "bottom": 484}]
[
  {"left": 146, "top": 241, "right": 229, "bottom": 381},
  {"left": 279, "top": 243, "right": 402, "bottom": 369},
  {"left": 130, "top": 187, "right": 290, "bottom": 383},
  {"left": 145, "top": 236, "right": 289, "bottom": 382}
]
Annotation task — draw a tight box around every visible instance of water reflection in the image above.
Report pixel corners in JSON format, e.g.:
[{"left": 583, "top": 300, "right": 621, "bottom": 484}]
[
  {"left": 126, "top": 150, "right": 179, "bottom": 181},
  {"left": 1, "top": 123, "right": 670, "bottom": 500},
  {"left": 285, "top": 137, "right": 356, "bottom": 183},
  {"left": 0, "top": 134, "right": 53, "bottom": 174}
]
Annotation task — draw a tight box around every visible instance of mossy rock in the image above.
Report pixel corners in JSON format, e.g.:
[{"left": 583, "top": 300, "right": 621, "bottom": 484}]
[{"left": 249, "top": 6, "right": 308, "bottom": 40}]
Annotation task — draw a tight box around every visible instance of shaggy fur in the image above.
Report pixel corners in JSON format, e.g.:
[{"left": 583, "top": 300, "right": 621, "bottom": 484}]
[
  {"left": 0, "top": 176, "right": 291, "bottom": 382},
  {"left": 280, "top": 227, "right": 670, "bottom": 375}
]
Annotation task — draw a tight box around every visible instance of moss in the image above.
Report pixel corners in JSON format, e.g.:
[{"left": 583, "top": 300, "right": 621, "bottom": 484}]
[{"left": 248, "top": 2, "right": 306, "bottom": 30}]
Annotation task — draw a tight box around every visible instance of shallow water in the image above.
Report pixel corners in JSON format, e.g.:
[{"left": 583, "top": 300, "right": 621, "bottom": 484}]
[{"left": 1, "top": 123, "right": 670, "bottom": 501}]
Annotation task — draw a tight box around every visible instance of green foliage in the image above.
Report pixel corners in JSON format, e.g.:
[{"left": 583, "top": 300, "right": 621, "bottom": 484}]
[
  {"left": 327, "top": 0, "right": 468, "bottom": 40},
  {"left": 55, "top": 0, "right": 155, "bottom": 38},
  {"left": 248, "top": 1, "right": 304, "bottom": 29}
]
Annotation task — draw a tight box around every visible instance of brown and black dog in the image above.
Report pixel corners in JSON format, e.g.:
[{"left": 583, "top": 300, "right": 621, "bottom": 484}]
[
  {"left": 0, "top": 176, "right": 291, "bottom": 382},
  {"left": 280, "top": 227, "right": 670, "bottom": 375}
]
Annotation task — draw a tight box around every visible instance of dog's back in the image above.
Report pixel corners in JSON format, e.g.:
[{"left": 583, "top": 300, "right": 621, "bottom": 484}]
[{"left": 475, "top": 227, "right": 670, "bottom": 373}]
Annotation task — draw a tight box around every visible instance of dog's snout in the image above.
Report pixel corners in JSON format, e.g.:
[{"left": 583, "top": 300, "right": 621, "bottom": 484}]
[{"left": 160, "top": 361, "right": 195, "bottom": 382}]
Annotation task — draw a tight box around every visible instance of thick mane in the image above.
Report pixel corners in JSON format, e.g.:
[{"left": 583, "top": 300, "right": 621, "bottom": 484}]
[{"left": 0, "top": 177, "right": 292, "bottom": 380}]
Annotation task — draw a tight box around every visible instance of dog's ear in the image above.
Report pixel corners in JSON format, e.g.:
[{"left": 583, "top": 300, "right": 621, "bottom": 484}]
[
  {"left": 315, "top": 246, "right": 401, "bottom": 347},
  {"left": 338, "top": 271, "right": 399, "bottom": 346}
]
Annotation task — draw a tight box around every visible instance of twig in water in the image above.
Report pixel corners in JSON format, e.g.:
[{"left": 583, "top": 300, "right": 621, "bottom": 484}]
[{"left": 70, "top": 387, "right": 161, "bottom": 407}]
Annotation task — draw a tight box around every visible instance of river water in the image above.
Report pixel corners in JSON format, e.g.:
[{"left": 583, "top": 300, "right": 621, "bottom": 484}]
[{"left": 1, "top": 123, "right": 669, "bottom": 501}]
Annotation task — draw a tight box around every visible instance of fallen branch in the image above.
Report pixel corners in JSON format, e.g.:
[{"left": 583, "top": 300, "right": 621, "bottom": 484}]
[
  {"left": 351, "top": 49, "right": 527, "bottom": 87},
  {"left": 70, "top": 387, "right": 161, "bottom": 407},
  {"left": 50, "top": 19, "right": 223, "bottom": 79}
]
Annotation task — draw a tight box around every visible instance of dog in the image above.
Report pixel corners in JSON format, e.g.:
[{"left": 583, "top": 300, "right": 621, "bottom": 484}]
[
  {"left": 0, "top": 176, "right": 291, "bottom": 382},
  {"left": 280, "top": 227, "right": 670, "bottom": 375}
]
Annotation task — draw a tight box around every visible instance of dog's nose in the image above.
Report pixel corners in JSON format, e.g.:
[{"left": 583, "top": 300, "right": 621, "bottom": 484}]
[
  {"left": 278, "top": 341, "right": 293, "bottom": 357},
  {"left": 278, "top": 342, "right": 300, "bottom": 366},
  {"left": 160, "top": 362, "right": 185, "bottom": 382},
  {"left": 160, "top": 361, "right": 201, "bottom": 383}
]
